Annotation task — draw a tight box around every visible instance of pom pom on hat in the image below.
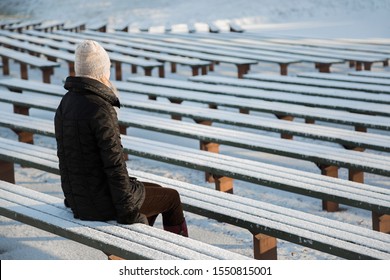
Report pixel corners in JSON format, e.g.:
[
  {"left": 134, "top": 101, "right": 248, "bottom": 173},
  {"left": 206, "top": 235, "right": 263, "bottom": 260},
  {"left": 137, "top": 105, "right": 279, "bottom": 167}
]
[{"left": 74, "top": 40, "right": 111, "bottom": 80}]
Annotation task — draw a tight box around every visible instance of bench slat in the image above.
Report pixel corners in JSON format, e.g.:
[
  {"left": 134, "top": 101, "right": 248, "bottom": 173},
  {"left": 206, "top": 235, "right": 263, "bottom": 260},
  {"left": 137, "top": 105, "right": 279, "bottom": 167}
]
[{"left": 245, "top": 72, "right": 390, "bottom": 94}]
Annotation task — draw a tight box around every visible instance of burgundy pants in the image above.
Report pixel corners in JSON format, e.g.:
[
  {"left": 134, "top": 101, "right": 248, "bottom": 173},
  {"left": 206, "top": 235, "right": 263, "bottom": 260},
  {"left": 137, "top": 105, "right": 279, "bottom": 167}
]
[{"left": 139, "top": 182, "right": 185, "bottom": 227}]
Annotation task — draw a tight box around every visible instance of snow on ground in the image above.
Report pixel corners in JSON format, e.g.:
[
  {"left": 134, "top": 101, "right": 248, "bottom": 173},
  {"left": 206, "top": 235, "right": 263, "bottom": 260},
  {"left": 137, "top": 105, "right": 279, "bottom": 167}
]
[{"left": 0, "top": 0, "right": 389, "bottom": 260}]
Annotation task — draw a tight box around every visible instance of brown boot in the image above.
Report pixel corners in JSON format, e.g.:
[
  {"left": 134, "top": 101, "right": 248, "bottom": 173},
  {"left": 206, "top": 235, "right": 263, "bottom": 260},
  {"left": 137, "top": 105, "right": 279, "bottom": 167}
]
[{"left": 163, "top": 219, "right": 188, "bottom": 237}]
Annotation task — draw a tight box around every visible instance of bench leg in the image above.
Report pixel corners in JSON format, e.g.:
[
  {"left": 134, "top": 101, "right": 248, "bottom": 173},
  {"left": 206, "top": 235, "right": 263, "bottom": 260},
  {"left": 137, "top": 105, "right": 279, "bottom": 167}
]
[
  {"left": 13, "top": 105, "right": 34, "bottom": 144},
  {"left": 20, "top": 63, "right": 28, "bottom": 80},
  {"left": 131, "top": 64, "right": 138, "bottom": 74},
  {"left": 349, "top": 61, "right": 355, "bottom": 68},
  {"left": 356, "top": 62, "right": 363, "bottom": 71},
  {"left": 0, "top": 160, "right": 15, "bottom": 184},
  {"left": 209, "top": 63, "right": 215, "bottom": 72},
  {"left": 318, "top": 164, "right": 339, "bottom": 212},
  {"left": 42, "top": 69, "right": 52, "bottom": 83},
  {"left": 68, "top": 62, "right": 75, "bottom": 76},
  {"left": 253, "top": 233, "right": 277, "bottom": 260},
  {"left": 237, "top": 65, "right": 247, "bottom": 79},
  {"left": 115, "top": 62, "right": 122, "bottom": 81},
  {"left": 280, "top": 64, "right": 288, "bottom": 76},
  {"left": 168, "top": 98, "right": 183, "bottom": 120},
  {"left": 213, "top": 175, "right": 234, "bottom": 193},
  {"left": 372, "top": 212, "right": 390, "bottom": 233},
  {"left": 384, "top": 60, "right": 389, "bottom": 67},
  {"left": 171, "top": 62, "right": 177, "bottom": 73},
  {"left": 276, "top": 115, "right": 294, "bottom": 139},
  {"left": 157, "top": 66, "right": 165, "bottom": 78},
  {"left": 192, "top": 67, "right": 199, "bottom": 76},
  {"left": 318, "top": 63, "right": 331, "bottom": 73},
  {"left": 364, "top": 62, "right": 373, "bottom": 71},
  {"left": 201, "top": 66, "right": 208, "bottom": 75},
  {"left": 2, "top": 56, "right": 10, "bottom": 75}
]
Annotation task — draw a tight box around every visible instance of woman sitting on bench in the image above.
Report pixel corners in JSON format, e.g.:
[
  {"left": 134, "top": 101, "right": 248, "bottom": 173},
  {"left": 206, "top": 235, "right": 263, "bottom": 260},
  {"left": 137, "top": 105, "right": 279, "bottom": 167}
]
[{"left": 54, "top": 40, "right": 188, "bottom": 237}]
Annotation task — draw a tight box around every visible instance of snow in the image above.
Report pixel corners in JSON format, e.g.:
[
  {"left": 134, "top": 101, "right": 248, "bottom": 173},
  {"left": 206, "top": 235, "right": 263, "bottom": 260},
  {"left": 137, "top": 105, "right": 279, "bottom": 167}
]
[{"left": 0, "top": 0, "right": 390, "bottom": 260}]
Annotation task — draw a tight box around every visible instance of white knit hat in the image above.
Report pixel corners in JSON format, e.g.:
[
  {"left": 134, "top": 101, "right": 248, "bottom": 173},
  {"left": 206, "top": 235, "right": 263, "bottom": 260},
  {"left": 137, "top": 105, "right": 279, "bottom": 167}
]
[{"left": 74, "top": 40, "right": 111, "bottom": 80}]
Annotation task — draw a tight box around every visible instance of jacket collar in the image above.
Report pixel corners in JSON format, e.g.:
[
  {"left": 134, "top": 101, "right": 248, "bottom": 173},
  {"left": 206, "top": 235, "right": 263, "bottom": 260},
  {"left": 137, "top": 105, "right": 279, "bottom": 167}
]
[{"left": 64, "top": 76, "right": 120, "bottom": 108}]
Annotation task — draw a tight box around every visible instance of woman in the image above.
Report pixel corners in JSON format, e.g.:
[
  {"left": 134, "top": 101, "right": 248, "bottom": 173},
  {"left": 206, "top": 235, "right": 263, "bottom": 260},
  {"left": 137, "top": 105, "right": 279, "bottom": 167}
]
[{"left": 54, "top": 40, "right": 188, "bottom": 239}]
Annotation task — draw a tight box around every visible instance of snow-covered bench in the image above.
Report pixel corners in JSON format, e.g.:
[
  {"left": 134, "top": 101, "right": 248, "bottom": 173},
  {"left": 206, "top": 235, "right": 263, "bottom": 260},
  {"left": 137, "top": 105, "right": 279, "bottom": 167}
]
[
  {"left": 349, "top": 71, "right": 390, "bottom": 79},
  {"left": 0, "top": 137, "right": 389, "bottom": 259},
  {"left": 245, "top": 72, "right": 390, "bottom": 94},
  {"left": 186, "top": 75, "right": 390, "bottom": 110},
  {"left": 5, "top": 20, "right": 42, "bottom": 33},
  {"left": 0, "top": 46, "right": 60, "bottom": 83},
  {"left": 296, "top": 72, "right": 390, "bottom": 86},
  {"left": 1, "top": 77, "right": 389, "bottom": 134},
  {"left": 0, "top": 112, "right": 389, "bottom": 233},
  {"left": 82, "top": 29, "right": 259, "bottom": 78},
  {"left": 124, "top": 31, "right": 346, "bottom": 74},
  {"left": 109, "top": 30, "right": 301, "bottom": 76},
  {"left": 123, "top": 77, "right": 390, "bottom": 131},
  {"left": 0, "top": 179, "right": 247, "bottom": 260},
  {"left": 215, "top": 33, "right": 388, "bottom": 71},
  {"left": 1, "top": 81, "right": 389, "bottom": 155},
  {"left": 34, "top": 21, "right": 64, "bottom": 32},
  {"left": 229, "top": 22, "right": 244, "bottom": 33},
  {"left": 54, "top": 30, "right": 212, "bottom": 77},
  {"left": 86, "top": 20, "right": 107, "bottom": 33},
  {"left": 2, "top": 30, "right": 164, "bottom": 80}
]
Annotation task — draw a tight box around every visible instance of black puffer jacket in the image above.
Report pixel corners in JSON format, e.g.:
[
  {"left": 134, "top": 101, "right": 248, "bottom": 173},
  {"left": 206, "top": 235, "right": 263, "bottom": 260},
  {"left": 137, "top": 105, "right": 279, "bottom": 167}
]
[{"left": 55, "top": 76, "right": 146, "bottom": 224}]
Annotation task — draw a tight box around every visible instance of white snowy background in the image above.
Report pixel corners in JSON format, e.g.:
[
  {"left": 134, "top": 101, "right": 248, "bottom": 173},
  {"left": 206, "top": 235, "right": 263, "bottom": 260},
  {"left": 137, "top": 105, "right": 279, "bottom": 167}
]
[{"left": 0, "top": 0, "right": 389, "bottom": 260}]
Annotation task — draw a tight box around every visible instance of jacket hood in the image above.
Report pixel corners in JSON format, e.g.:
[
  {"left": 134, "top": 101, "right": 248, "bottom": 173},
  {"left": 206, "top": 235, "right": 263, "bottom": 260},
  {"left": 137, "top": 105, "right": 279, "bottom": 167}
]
[{"left": 64, "top": 76, "right": 120, "bottom": 108}]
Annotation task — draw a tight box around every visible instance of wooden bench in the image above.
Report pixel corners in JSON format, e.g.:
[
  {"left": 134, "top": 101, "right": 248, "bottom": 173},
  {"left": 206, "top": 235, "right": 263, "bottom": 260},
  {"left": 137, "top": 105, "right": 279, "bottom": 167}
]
[
  {"left": 0, "top": 180, "right": 247, "bottom": 260},
  {"left": 2, "top": 95, "right": 390, "bottom": 186},
  {"left": 255, "top": 36, "right": 390, "bottom": 67},
  {"left": 214, "top": 32, "right": 389, "bottom": 71},
  {"left": 269, "top": 39, "right": 388, "bottom": 71},
  {"left": 3, "top": 30, "right": 164, "bottom": 80},
  {"left": 1, "top": 77, "right": 389, "bottom": 134},
  {"left": 62, "top": 21, "right": 86, "bottom": 32},
  {"left": 82, "top": 30, "right": 260, "bottom": 78},
  {"left": 124, "top": 77, "right": 390, "bottom": 130},
  {"left": 126, "top": 31, "right": 346, "bottom": 74},
  {"left": 185, "top": 75, "right": 390, "bottom": 116},
  {"left": 207, "top": 22, "right": 220, "bottom": 33},
  {"left": 0, "top": 137, "right": 389, "bottom": 259},
  {"left": 0, "top": 35, "right": 76, "bottom": 76},
  {"left": 86, "top": 21, "right": 107, "bottom": 32},
  {"left": 5, "top": 20, "right": 42, "bottom": 33},
  {"left": 349, "top": 71, "right": 390, "bottom": 79},
  {"left": 229, "top": 22, "right": 244, "bottom": 33},
  {"left": 296, "top": 72, "right": 390, "bottom": 86},
  {"left": 34, "top": 21, "right": 64, "bottom": 32},
  {"left": 0, "top": 19, "right": 22, "bottom": 30},
  {"left": 1, "top": 80, "right": 389, "bottom": 155},
  {"left": 109, "top": 30, "right": 301, "bottom": 76},
  {"left": 55, "top": 30, "right": 212, "bottom": 77},
  {"left": 244, "top": 72, "right": 390, "bottom": 93},
  {"left": 0, "top": 112, "right": 389, "bottom": 234},
  {"left": 189, "top": 32, "right": 387, "bottom": 71},
  {"left": 0, "top": 46, "right": 60, "bottom": 83}
]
